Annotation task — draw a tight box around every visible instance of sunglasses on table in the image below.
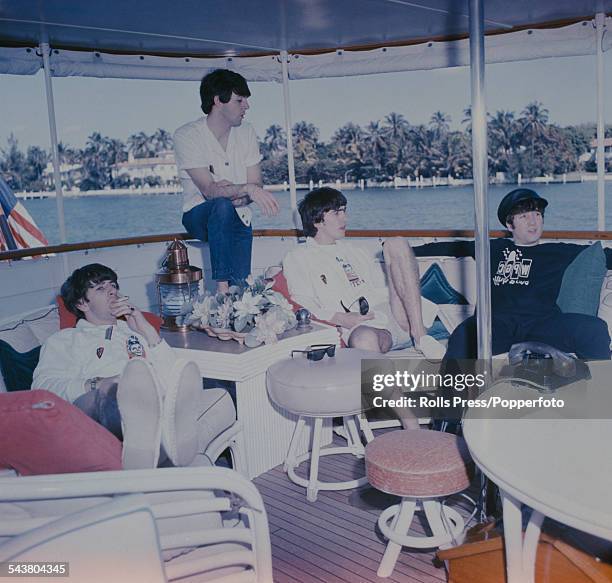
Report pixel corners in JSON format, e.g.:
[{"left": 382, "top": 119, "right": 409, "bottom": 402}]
[
  {"left": 340, "top": 296, "right": 369, "bottom": 316},
  {"left": 291, "top": 344, "right": 336, "bottom": 361}
]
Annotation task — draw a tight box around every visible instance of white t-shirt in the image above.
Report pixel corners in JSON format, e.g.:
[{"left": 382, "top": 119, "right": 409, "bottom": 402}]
[
  {"left": 283, "top": 238, "right": 389, "bottom": 324},
  {"left": 173, "top": 117, "right": 262, "bottom": 225}
]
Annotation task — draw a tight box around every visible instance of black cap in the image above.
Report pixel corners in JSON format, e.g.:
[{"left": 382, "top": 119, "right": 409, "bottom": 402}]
[{"left": 497, "top": 188, "right": 548, "bottom": 227}]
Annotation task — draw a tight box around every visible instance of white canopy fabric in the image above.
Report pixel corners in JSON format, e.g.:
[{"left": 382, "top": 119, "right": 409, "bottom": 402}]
[{"left": 0, "top": 18, "right": 610, "bottom": 81}]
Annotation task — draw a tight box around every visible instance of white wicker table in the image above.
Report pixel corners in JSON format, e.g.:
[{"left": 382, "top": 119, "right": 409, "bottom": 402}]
[{"left": 162, "top": 324, "right": 339, "bottom": 478}]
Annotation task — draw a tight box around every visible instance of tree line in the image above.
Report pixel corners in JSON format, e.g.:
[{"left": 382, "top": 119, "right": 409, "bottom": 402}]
[{"left": 1, "top": 102, "right": 610, "bottom": 192}]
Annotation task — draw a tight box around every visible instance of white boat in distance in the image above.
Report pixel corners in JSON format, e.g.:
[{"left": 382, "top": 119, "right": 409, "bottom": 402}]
[{"left": 1, "top": 2, "right": 612, "bottom": 582}]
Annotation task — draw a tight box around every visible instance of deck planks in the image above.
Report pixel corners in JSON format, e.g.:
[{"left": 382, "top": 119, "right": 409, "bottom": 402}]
[{"left": 253, "top": 435, "right": 463, "bottom": 583}]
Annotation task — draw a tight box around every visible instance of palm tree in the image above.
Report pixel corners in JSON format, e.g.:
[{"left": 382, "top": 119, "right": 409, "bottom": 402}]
[
  {"left": 364, "top": 121, "right": 389, "bottom": 180},
  {"left": 127, "top": 131, "right": 153, "bottom": 159},
  {"left": 24, "top": 146, "right": 49, "bottom": 190},
  {"left": 519, "top": 101, "right": 550, "bottom": 174},
  {"left": 488, "top": 110, "right": 518, "bottom": 173},
  {"left": 292, "top": 121, "right": 319, "bottom": 164},
  {"left": 383, "top": 112, "right": 409, "bottom": 141},
  {"left": 429, "top": 111, "right": 451, "bottom": 141},
  {"left": 152, "top": 128, "right": 173, "bottom": 153},
  {"left": 0, "top": 134, "right": 26, "bottom": 190},
  {"left": 262, "top": 124, "right": 286, "bottom": 159}
]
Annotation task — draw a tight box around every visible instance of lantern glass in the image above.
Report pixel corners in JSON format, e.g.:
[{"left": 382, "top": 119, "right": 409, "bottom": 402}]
[{"left": 159, "top": 281, "right": 200, "bottom": 317}]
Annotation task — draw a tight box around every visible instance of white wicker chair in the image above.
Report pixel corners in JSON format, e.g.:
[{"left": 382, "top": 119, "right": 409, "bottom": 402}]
[{"left": 0, "top": 467, "right": 273, "bottom": 583}]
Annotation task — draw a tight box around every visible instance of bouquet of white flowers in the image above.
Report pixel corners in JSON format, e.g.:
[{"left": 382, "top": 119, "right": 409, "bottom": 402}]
[{"left": 178, "top": 276, "right": 296, "bottom": 347}]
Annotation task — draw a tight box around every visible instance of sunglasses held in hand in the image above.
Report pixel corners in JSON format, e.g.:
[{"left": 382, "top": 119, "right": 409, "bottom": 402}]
[
  {"left": 340, "top": 296, "right": 369, "bottom": 316},
  {"left": 291, "top": 344, "right": 336, "bottom": 361}
]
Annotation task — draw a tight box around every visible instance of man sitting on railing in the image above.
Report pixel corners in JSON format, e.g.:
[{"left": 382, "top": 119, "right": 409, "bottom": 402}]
[
  {"left": 174, "top": 69, "right": 280, "bottom": 294},
  {"left": 414, "top": 188, "right": 612, "bottom": 360},
  {"left": 32, "top": 263, "right": 236, "bottom": 469},
  {"left": 283, "top": 187, "right": 445, "bottom": 359}
]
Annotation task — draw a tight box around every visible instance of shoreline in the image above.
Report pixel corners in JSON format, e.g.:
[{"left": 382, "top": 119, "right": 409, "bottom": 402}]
[{"left": 15, "top": 172, "right": 612, "bottom": 199}]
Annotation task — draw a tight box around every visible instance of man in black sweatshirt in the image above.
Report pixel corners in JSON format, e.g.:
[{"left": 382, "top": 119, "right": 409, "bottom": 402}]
[{"left": 414, "top": 188, "right": 612, "bottom": 360}]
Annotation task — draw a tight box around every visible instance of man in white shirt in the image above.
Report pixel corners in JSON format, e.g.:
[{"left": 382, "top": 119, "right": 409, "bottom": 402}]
[
  {"left": 283, "top": 187, "right": 445, "bottom": 359},
  {"left": 33, "top": 264, "right": 236, "bottom": 469},
  {"left": 174, "top": 69, "right": 279, "bottom": 293}
]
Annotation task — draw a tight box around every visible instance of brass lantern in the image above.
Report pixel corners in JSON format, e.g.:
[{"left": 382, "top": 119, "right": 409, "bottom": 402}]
[{"left": 156, "top": 240, "right": 203, "bottom": 330}]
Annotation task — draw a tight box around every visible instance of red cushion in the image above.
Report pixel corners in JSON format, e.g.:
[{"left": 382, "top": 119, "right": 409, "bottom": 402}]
[
  {"left": 57, "top": 296, "right": 162, "bottom": 332},
  {"left": 0, "top": 390, "right": 122, "bottom": 475}
]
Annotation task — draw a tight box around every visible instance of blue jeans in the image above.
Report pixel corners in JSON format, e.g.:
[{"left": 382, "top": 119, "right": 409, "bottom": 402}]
[{"left": 182, "top": 198, "right": 253, "bottom": 286}]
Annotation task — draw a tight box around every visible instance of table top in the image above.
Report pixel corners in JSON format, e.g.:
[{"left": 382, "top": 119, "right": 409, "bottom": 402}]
[
  {"left": 162, "top": 323, "right": 330, "bottom": 355},
  {"left": 161, "top": 323, "right": 340, "bottom": 382},
  {"left": 463, "top": 361, "right": 612, "bottom": 542}
]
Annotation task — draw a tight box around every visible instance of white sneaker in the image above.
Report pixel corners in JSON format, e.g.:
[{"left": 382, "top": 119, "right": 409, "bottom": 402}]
[
  {"left": 417, "top": 335, "right": 446, "bottom": 360},
  {"left": 117, "top": 358, "right": 163, "bottom": 470},
  {"left": 161, "top": 360, "right": 202, "bottom": 467}
]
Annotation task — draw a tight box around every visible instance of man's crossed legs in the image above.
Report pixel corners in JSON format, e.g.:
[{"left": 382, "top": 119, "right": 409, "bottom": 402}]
[{"left": 74, "top": 359, "right": 237, "bottom": 469}]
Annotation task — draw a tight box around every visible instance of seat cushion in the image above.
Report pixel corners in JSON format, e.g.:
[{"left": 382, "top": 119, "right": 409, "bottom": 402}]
[
  {"left": 557, "top": 242, "right": 606, "bottom": 316},
  {"left": 267, "top": 348, "right": 378, "bottom": 416},
  {"left": 0, "top": 340, "right": 40, "bottom": 392},
  {"left": 365, "top": 430, "right": 472, "bottom": 497},
  {"left": 57, "top": 296, "right": 162, "bottom": 332},
  {"left": 0, "top": 390, "right": 122, "bottom": 475}
]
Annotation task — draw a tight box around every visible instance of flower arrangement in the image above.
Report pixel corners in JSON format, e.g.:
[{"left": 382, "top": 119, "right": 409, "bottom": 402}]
[{"left": 178, "top": 276, "right": 297, "bottom": 347}]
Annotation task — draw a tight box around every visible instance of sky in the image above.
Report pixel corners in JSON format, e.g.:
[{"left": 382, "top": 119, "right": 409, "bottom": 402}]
[{"left": 2, "top": 53, "right": 611, "bottom": 152}]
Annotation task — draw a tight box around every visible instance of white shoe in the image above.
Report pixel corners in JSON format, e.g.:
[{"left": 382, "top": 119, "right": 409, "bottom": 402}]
[
  {"left": 417, "top": 335, "right": 446, "bottom": 360},
  {"left": 161, "top": 360, "right": 202, "bottom": 467},
  {"left": 117, "top": 358, "right": 163, "bottom": 470}
]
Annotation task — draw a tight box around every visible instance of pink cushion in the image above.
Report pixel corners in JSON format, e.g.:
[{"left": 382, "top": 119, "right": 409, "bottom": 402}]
[
  {"left": 365, "top": 430, "right": 472, "bottom": 497},
  {"left": 0, "top": 390, "right": 122, "bottom": 475},
  {"left": 57, "top": 295, "right": 162, "bottom": 332}
]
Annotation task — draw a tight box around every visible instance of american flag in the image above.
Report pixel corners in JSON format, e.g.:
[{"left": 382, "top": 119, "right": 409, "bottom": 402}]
[{"left": 0, "top": 177, "right": 49, "bottom": 251}]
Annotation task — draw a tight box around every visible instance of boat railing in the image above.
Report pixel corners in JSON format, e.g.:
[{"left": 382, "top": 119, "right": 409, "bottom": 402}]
[{"left": 1, "top": 229, "right": 611, "bottom": 262}]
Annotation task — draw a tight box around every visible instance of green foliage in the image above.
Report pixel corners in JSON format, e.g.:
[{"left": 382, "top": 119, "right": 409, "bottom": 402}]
[{"left": 3, "top": 111, "right": 611, "bottom": 192}]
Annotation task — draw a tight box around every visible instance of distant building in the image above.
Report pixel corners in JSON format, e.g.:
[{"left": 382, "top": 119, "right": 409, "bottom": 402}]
[
  {"left": 111, "top": 150, "right": 178, "bottom": 185},
  {"left": 588, "top": 137, "right": 612, "bottom": 158},
  {"left": 42, "top": 162, "right": 83, "bottom": 189}
]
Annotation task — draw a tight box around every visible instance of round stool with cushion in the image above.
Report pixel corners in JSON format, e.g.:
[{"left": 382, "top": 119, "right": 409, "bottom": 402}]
[
  {"left": 365, "top": 429, "right": 473, "bottom": 577},
  {"left": 267, "top": 348, "right": 378, "bottom": 502}
]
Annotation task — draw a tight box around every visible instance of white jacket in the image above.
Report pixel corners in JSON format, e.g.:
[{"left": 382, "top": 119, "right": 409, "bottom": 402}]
[{"left": 32, "top": 319, "right": 176, "bottom": 403}]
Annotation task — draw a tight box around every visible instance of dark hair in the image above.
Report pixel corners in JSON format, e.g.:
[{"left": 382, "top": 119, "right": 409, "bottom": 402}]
[
  {"left": 505, "top": 199, "right": 546, "bottom": 227},
  {"left": 298, "top": 187, "right": 347, "bottom": 237},
  {"left": 200, "top": 69, "right": 251, "bottom": 115},
  {"left": 61, "top": 263, "right": 118, "bottom": 320}
]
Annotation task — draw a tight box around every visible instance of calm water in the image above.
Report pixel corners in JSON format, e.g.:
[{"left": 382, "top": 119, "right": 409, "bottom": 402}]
[{"left": 23, "top": 183, "right": 612, "bottom": 245}]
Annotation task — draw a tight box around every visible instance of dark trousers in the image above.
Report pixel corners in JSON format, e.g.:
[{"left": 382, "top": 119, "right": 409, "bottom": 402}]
[
  {"left": 73, "top": 385, "right": 123, "bottom": 439},
  {"left": 182, "top": 198, "right": 253, "bottom": 286},
  {"left": 446, "top": 311, "right": 611, "bottom": 360}
]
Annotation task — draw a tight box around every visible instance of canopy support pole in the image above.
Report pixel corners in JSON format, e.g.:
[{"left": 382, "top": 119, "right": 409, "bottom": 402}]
[
  {"left": 280, "top": 50, "right": 299, "bottom": 228},
  {"left": 595, "top": 12, "right": 606, "bottom": 231},
  {"left": 40, "top": 42, "right": 67, "bottom": 245},
  {"left": 468, "top": 0, "right": 492, "bottom": 367}
]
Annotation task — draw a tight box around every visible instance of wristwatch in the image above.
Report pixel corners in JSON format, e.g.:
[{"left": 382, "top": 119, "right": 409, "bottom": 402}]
[{"left": 89, "top": 377, "right": 101, "bottom": 391}]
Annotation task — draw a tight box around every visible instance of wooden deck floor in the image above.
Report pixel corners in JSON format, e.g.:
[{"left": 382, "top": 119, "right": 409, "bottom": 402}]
[{"left": 253, "top": 438, "right": 477, "bottom": 583}]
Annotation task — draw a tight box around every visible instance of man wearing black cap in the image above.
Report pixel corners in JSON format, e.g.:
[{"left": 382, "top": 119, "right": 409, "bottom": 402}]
[{"left": 414, "top": 188, "right": 612, "bottom": 360}]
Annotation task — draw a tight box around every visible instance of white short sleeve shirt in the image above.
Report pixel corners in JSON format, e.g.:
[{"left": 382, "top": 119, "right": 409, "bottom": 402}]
[{"left": 173, "top": 117, "right": 262, "bottom": 225}]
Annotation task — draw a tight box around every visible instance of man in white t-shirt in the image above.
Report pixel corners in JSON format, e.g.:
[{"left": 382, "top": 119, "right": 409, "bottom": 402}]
[
  {"left": 174, "top": 69, "right": 279, "bottom": 293},
  {"left": 283, "top": 187, "right": 445, "bottom": 359}
]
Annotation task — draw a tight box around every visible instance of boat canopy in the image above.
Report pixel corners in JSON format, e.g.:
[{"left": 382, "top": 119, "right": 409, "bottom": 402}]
[{"left": 0, "top": 1, "right": 611, "bottom": 81}]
